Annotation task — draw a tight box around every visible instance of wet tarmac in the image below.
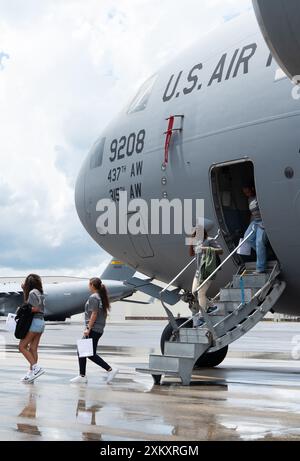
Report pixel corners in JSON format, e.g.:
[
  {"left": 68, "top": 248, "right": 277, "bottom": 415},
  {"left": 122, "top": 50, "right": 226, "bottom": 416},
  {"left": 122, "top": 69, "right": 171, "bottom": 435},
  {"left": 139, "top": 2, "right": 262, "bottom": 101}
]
[{"left": 0, "top": 320, "right": 300, "bottom": 441}]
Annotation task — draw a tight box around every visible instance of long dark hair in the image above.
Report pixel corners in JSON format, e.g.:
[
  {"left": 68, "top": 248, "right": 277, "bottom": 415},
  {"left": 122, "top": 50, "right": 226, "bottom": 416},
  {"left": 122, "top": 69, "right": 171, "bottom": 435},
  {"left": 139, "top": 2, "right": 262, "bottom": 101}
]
[
  {"left": 89, "top": 278, "right": 110, "bottom": 316},
  {"left": 23, "top": 274, "right": 43, "bottom": 302}
]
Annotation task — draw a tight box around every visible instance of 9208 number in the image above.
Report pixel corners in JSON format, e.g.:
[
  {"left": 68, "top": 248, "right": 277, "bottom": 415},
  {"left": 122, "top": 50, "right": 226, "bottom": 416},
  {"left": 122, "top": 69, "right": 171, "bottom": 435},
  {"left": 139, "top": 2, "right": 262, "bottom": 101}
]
[{"left": 109, "top": 130, "right": 146, "bottom": 162}]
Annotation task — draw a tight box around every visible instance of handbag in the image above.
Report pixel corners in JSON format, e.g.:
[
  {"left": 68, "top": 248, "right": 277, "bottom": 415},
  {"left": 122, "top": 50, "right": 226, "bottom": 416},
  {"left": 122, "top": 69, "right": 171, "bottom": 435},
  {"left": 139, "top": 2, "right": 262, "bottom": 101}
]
[
  {"left": 15, "top": 303, "right": 34, "bottom": 339},
  {"left": 77, "top": 338, "right": 94, "bottom": 358},
  {"left": 6, "top": 313, "right": 16, "bottom": 333}
]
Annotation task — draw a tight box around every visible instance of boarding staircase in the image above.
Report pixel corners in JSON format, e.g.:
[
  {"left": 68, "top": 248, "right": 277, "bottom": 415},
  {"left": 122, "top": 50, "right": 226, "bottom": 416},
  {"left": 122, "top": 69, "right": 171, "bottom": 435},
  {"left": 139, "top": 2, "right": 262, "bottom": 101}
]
[{"left": 136, "top": 230, "right": 286, "bottom": 386}]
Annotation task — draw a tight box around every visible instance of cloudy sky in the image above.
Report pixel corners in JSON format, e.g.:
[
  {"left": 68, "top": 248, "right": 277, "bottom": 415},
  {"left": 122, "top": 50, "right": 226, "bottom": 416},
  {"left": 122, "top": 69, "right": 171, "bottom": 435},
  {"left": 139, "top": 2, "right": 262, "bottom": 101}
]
[{"left": 0, "top": 0, "right": 251, "bottom": 277}]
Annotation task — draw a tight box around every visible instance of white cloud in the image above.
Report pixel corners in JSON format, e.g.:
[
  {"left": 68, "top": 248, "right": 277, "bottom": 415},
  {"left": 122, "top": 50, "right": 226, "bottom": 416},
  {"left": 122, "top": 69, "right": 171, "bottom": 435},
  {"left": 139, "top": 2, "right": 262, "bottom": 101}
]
[{"left": 0, "top": 0, "right": 251, "bottom": 275}]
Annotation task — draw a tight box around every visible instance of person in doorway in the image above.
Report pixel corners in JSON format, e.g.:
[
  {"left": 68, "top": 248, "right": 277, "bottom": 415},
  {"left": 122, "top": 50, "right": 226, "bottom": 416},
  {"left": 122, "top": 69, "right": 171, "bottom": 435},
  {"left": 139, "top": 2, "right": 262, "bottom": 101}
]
[
  {"left": 242, "top": 184, "right": 267, "bottom": 274},
  {"left": 70, "top": 278, "right": 118, "bottom": 385},
  {"left": 19, "top": 274, "right": 46, "bottom": 383},
  {"left": 190, "top": 228, "right": 223, "bottom": 327}
]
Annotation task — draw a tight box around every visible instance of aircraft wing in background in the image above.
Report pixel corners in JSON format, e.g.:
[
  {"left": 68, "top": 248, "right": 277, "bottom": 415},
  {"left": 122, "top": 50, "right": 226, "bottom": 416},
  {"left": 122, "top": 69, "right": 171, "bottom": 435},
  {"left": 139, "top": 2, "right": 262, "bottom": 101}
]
[{"left": 0, "top": 282, "right": 23, "bottom": 316}]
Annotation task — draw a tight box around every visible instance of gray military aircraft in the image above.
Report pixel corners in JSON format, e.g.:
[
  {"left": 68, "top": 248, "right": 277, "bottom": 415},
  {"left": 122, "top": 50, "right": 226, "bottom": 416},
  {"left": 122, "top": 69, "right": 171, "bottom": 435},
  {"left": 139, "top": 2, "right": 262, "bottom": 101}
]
[{"left": 74, "top": 0, "right": 300, "bottom": 376}]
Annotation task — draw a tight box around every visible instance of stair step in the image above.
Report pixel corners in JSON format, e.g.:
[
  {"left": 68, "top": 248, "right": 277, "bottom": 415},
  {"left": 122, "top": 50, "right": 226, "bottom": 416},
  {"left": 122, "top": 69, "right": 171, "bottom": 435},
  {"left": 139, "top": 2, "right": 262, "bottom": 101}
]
[
  {"left": 179, "top": 328, "right": 211, "bottom": 344},
  {"left": 220, "top": 288, "right": 256, "bottom": 302},
  {"left": 214, "top": 301, "right": 240, "bottom": 315},
  {"left": 165, "top": 341, "right": 202, "bottom": 357},
  {"left": 149, "top": 354, "right": 193, "bottom": 372},
  {"left": 232, "top": 273, "right": 269, "bottom": 288},
  {"left": 136, "top": 368, "right": 179, "bottom": 377},
  {"left": 244, "top": 261, "right": 277, "bottom": 271}
]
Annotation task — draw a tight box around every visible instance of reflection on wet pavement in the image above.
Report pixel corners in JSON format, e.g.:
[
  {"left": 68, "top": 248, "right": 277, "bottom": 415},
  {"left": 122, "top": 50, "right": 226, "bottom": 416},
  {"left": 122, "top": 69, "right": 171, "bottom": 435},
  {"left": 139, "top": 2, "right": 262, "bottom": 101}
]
[
  {"left": 0, "top": 353, "right": 300, "bottom": 441},
  {"left": 16, "top": 393, "right": 41, "bottom": 437},
  {"left": 0, "top": 320, "right": 300, "bottom": 441}
]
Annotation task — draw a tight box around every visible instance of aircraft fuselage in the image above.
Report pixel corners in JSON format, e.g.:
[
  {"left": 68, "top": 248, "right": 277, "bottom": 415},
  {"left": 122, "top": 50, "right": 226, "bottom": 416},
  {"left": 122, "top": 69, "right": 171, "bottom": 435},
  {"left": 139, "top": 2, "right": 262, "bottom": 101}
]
[{"left": 75, "top": 11, "right": 300, "bottom": 316}]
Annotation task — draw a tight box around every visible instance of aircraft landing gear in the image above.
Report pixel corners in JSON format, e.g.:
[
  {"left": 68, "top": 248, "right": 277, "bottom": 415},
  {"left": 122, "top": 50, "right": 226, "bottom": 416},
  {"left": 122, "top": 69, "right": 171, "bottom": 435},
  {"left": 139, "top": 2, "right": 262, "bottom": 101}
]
[
  {"left": 193, "top": 345, "right": 228, "bottom": 368},
  {"left": 160, "top": 318, "right": 228, "bottom": 368}
]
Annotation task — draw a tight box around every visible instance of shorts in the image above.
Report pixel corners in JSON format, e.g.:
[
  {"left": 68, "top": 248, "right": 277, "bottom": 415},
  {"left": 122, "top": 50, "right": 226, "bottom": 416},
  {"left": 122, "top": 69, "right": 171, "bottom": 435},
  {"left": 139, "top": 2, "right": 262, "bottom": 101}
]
[{"left": 29, "top": 318, "right": 45, "bottom": 334}]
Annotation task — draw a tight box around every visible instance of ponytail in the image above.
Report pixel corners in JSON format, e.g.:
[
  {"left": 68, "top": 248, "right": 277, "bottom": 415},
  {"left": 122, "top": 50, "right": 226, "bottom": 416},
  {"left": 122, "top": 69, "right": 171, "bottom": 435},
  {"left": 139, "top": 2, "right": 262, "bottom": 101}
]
[{"left": 89, "top": 278, "right": 110, "bottom": 316}]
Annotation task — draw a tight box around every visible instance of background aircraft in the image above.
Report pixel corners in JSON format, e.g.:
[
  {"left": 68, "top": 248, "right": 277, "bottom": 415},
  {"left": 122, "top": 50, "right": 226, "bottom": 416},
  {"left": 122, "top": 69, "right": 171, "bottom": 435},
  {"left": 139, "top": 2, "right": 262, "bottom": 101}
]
[
  {"left": 0, "top": 260, "right": 151, "bottom": 320},
  {"left": 0, "top": 258, "right": 180, "bottom": 320}
]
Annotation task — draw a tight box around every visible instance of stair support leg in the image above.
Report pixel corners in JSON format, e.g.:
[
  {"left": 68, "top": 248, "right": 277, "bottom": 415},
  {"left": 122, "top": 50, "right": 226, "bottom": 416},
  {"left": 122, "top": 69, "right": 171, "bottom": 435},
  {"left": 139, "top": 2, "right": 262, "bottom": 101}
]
[{"left": 178, "top": 360, "right": 195, "bottom": 386}]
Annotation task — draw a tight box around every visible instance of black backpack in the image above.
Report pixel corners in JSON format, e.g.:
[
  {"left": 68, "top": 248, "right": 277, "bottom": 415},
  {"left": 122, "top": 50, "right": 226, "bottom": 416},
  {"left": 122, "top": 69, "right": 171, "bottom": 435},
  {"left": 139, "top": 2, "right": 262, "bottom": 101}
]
[{"left": 15, "top": 303, "right": 34, "bottom": 340}]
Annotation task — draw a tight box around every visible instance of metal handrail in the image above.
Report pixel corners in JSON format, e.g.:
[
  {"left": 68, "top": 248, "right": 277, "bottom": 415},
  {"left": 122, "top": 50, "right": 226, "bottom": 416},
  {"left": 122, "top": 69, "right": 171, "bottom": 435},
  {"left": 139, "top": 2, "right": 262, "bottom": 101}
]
[
  {"left": 176, "top": 228, "right": 255, "bottom": 332},
  {"left": 161, "top": 257, "right": 196, "bottom": 295}
]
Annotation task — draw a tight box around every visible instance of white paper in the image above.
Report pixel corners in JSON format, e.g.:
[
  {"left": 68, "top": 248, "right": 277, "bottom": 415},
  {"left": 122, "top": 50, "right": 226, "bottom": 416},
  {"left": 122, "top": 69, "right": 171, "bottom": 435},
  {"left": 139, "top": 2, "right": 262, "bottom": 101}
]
[
  {"left": 237, "top": 238, "right": 252, "bottom": 256},
  {"left": 77, "top": 338, "right": 93, "bottom": 358},
  {"left": 77, "top": 410, "right": 92, "bottom": 425},
  {"left": 5, "top": 313, "right": 16, "bottom": 333}
]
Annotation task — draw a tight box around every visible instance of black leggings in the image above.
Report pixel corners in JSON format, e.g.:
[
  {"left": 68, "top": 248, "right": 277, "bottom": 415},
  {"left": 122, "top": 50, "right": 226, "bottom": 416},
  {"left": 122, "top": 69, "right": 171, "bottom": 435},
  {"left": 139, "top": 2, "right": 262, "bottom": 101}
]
[{"left": 78, "top": 330, "right": 111, "bottom": 376}]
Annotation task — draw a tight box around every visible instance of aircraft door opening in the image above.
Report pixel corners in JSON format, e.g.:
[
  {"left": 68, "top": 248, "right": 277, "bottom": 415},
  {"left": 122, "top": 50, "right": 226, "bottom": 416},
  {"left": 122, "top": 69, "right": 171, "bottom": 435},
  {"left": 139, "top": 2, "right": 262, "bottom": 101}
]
[{"left": 211, "top": 160, "right": 258, "bottom": 266}]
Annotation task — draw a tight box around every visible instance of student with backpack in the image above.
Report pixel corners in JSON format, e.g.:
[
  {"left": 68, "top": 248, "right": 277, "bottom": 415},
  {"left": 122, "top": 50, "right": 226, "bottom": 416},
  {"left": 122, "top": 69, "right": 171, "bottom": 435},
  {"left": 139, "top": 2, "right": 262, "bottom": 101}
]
[
  {"left": 18, "top": 274, "right": 46, "bottom": 383},
  {"left": 190, "top": 228, "right": 223, "bottom": 326}
]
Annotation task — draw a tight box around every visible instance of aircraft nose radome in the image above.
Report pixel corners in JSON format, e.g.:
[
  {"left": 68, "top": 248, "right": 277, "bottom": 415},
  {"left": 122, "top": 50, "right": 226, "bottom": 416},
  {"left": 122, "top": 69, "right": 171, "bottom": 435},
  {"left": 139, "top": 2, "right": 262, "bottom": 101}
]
[{"left": 75, "top": 159, "right": 87, "bottom": 229}]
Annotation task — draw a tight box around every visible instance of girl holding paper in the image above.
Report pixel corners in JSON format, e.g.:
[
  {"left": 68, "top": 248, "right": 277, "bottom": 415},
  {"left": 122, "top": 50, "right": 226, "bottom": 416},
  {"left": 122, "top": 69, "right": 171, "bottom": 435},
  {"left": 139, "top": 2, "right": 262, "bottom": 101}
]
[{"left": 70, "top": 278, "right": 118, "bottom": 385}]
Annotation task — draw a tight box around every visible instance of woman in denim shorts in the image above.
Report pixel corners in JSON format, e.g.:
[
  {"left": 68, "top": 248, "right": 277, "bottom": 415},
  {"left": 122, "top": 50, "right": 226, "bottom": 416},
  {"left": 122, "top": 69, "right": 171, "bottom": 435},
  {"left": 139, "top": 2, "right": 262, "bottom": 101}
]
[{"left": 19, "top": 274, "right": 46, "bottom": 383}]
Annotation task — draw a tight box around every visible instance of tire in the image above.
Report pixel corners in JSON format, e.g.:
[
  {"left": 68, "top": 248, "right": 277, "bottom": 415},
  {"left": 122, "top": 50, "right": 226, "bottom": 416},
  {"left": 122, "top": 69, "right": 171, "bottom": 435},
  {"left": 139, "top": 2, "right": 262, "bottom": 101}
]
[
  {"left": 194, "top": 345, "right": 228, "bottom": 368},
  {"left": 160, "top": 318, "right": 228, "bottom": 368}
]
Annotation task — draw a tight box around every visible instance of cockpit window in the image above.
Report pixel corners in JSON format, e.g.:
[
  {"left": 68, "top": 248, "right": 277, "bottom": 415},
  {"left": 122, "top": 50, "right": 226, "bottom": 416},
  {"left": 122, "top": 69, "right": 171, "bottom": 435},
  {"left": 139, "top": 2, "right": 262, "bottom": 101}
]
[
  {"left": 90, "top": 138, "right": 106, "bottom": 169},
  {"left": 127, "top": 74, "right": 157, "bottom": 114}
]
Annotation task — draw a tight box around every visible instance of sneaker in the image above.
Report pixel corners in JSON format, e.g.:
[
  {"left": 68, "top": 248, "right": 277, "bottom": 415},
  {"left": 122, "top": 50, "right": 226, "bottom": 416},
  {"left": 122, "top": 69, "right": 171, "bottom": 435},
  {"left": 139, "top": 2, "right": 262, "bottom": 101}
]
[
  {"left": 106, "top": 368, "right": 118, "bottom": 384},
  {"left": 70, "top": 375, "right": 88, "bottom": 384},
  {"left": 26, "top": 366, "right": 45, "bottom": 383},
  {"left": 21, "top": 370, "right": 33, "bottom": 383},
  {"left": 193, "top": 317, "right": 205, "bottom": 328},
  {"left": 207, "top": 306, "right": 218, "bottom": 314}
]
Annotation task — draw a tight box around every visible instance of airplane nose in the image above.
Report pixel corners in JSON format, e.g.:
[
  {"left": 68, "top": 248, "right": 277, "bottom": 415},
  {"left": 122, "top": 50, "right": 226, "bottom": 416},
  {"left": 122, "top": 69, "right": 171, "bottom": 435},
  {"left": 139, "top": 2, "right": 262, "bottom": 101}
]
[
  {"left": 75, "top": 137, "right": 106, "bottom": 236},
  {"left": 75, "top": 156, "right": 88, "bottom": 230}
]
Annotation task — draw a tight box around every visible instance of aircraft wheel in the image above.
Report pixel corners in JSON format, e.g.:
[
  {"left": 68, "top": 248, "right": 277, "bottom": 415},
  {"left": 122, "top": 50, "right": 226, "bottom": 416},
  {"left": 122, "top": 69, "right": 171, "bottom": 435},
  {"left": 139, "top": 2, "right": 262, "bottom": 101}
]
[{"left": 194, "top": 346, "right": 228, "bottom": 368}]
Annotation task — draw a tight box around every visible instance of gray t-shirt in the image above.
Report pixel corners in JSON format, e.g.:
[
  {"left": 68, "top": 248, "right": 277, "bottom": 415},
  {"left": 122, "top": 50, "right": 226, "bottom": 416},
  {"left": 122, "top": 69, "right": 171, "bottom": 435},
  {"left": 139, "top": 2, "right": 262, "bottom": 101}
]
[
  {"left": 28, "top": 288, "right": 45, "bottom": 320},
  {"left": 85, "top": 293, "right": 106, "bottom": 334},
  {"left": 248, "top": 196, "right": 262, "bottom": 221}
]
